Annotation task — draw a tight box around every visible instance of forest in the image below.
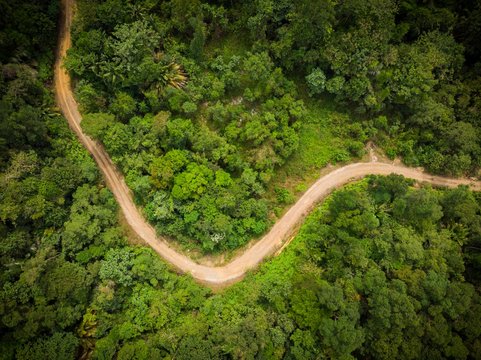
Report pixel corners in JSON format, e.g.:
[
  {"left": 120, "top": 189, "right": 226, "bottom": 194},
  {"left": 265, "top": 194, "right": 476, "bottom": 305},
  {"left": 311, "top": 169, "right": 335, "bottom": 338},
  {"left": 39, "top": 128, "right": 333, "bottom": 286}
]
[
  {"left": 1, "top": 0, "right": 481, "bottom": 359},
  {"left": 63, "top": 0, "right": 481, "bottom": 252}
]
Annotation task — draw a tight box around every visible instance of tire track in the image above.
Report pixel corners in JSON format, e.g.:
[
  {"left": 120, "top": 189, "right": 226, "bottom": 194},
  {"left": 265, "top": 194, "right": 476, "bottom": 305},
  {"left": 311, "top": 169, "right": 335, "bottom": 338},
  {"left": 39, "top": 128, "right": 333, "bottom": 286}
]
[{"left": 54, "top": 0, "right": 481, "bottom": 287}]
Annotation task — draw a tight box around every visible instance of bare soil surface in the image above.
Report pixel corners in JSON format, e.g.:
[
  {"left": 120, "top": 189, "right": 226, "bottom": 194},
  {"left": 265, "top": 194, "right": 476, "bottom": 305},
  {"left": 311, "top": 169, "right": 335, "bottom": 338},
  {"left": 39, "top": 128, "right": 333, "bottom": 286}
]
[{"left": 55, "top": 0, "right": 481, "bottom": 287}]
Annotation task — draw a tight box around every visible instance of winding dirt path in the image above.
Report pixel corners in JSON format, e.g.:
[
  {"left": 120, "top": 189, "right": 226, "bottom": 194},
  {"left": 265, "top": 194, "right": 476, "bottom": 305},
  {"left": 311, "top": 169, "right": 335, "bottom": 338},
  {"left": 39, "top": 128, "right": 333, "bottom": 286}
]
[{"left": 55, "top": 0, "right": 481, "bottom": 287}]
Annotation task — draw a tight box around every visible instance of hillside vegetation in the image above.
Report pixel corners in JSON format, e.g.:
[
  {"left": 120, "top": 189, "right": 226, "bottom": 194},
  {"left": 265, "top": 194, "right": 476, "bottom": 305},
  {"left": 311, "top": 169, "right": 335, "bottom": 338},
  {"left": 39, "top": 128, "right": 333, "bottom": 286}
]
[
  {"left": 64, "top": 0, "right": 481, "bottom": 252},
  {"left": 1, "top": 0, "right": 481, "bottom": 359}
]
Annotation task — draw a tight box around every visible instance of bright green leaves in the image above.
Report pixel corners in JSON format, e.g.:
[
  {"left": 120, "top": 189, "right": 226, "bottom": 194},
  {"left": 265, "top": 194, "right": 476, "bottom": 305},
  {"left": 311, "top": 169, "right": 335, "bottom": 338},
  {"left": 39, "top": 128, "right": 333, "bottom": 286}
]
[
  {"left": 1, "top": 253, "right": 94, "bottom": 340},
  {"left": 215, "top": 170, "right": 233, "bottom": 187},
  {"left": 64, "top": 0, "right": 310, "bottom": 254},
  {"left": 110, "top": 92, "right": 137, "bottom": 122},
  {"left": 149, "top": 149, "right": 190, "bottom": 190},
  {"left": 291, "top": 176, "right": 481, "bottom": 359},
  {"left": 67, "top": 17, "right": 186, "bottom": 95},
  {"left": 82, "top": 112, "right": 115, "bottom": 139},
  {"left": 172, "top": 163, "right": 214, "bottom": 201},
  {"left": 62, "top": 184, "right": 121, "bottom": 256},
  {"left": 99, "top": 248, "right": 135, "bottom": 287},
  {"left": 166, "top": 118, "right": 194, "bottom": 148}
]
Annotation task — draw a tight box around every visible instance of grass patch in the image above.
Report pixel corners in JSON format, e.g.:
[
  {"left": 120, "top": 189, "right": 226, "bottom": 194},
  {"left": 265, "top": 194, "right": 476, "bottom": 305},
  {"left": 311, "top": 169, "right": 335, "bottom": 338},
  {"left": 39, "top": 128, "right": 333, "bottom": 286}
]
[
  {"left": 264, "top": 97, "right": 356, "bottom": 216},
  {"left": 204, "top": 32, "right": 251, "bottom": 60}
]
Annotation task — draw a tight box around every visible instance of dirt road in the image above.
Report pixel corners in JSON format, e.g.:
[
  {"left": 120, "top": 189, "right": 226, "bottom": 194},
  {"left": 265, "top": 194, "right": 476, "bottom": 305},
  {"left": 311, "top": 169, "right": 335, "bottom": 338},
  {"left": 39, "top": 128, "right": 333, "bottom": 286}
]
[{"left": 55, "top": 0, "right": 481, "bottom": 287}]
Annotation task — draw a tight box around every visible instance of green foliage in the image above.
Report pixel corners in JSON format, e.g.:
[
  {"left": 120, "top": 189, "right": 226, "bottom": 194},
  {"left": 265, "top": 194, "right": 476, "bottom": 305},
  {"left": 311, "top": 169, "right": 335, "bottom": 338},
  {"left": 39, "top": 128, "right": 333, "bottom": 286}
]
[
  {"left": 305, "top": 68, "right": 326, "bottom": 96},
  {"left": 275, "top": 187, "right": 294, "bottom": 204},
  {"left": 110, "top": 92, "right": 136, "bottom": 122},
  {"left": 99, "top": 248, "right": 135, "bottom": 287},
  {"left": 3, "top": 97, "right": 481, "bottom": 360},
  {"left": 238, "top": 0, "right": 481, "bottom": 175},
  {"left": 76, "top": 80, "right": 107, "bottom": 113},
  {"left": 79, "top": 177, "right": 481, "bottom": 359},
  {"left": 81, "top": 113, "right": 115, "bottom": 140},
  {"left": 73, "top": 0, "right": 481, "bottom": 253},
  {"left": 0, "top": 13, "right": 125, "bottom": 350},
  {"left": 99, "top": 20, "right": 160, "bottom": 88},
  {"left": 4, "top": 0, "right": 481, "bottom": 357},
  {"left": 189, "top": 17, "right": 206, "bottom": 62},
  {"left": 172, "top": 163, "right": 214, "bottom": 201},
  {"left": 16, "top": 332, "right": 79, "bottom": 360},
  {"left": 67, "top": 0, "right": 309, "bottom": 251},
  {"left": 0, "top": 0, "right": 58, "bottom": 64}
]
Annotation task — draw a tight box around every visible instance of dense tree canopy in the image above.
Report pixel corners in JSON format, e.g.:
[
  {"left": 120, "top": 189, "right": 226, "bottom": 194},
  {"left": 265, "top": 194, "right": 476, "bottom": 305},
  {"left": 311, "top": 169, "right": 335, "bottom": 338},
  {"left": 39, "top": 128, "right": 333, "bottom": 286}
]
[
  {"left": 6, "top": 171, "right": 481, "bottom": 359},
  {"left": 62, "top": 0, "right": 481, "bottom": 252},
  {"left": 2, "top": 0, "right": 481, "bottom": 358},
  {"left": 68, "top": 1, "right": 307, "bottom": 250}
]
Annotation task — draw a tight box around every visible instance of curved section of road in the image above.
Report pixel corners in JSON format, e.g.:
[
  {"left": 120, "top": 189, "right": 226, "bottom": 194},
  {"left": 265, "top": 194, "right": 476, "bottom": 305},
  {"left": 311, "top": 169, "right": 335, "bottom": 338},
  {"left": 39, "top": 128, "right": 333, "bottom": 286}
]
[{"left": 55, "top": 0, "right": 481, "bottom": 286}]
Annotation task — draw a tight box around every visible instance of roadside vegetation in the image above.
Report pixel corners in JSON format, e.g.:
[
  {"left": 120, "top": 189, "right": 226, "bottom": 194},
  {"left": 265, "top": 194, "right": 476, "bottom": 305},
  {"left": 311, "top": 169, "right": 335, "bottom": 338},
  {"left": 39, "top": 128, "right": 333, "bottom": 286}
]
[{"left": 63, "top": 0, "right": 481, "bottom": 252}]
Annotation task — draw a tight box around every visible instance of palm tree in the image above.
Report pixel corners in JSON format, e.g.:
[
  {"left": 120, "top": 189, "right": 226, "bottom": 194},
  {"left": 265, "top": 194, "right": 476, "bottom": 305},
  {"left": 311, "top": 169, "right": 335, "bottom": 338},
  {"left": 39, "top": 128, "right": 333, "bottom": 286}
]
[
  {"left": 160, "top": 62, "right": 187, "bottom": 89},
  {"left": 152, "top": 52, "right": 187, "bottom": 93}
]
